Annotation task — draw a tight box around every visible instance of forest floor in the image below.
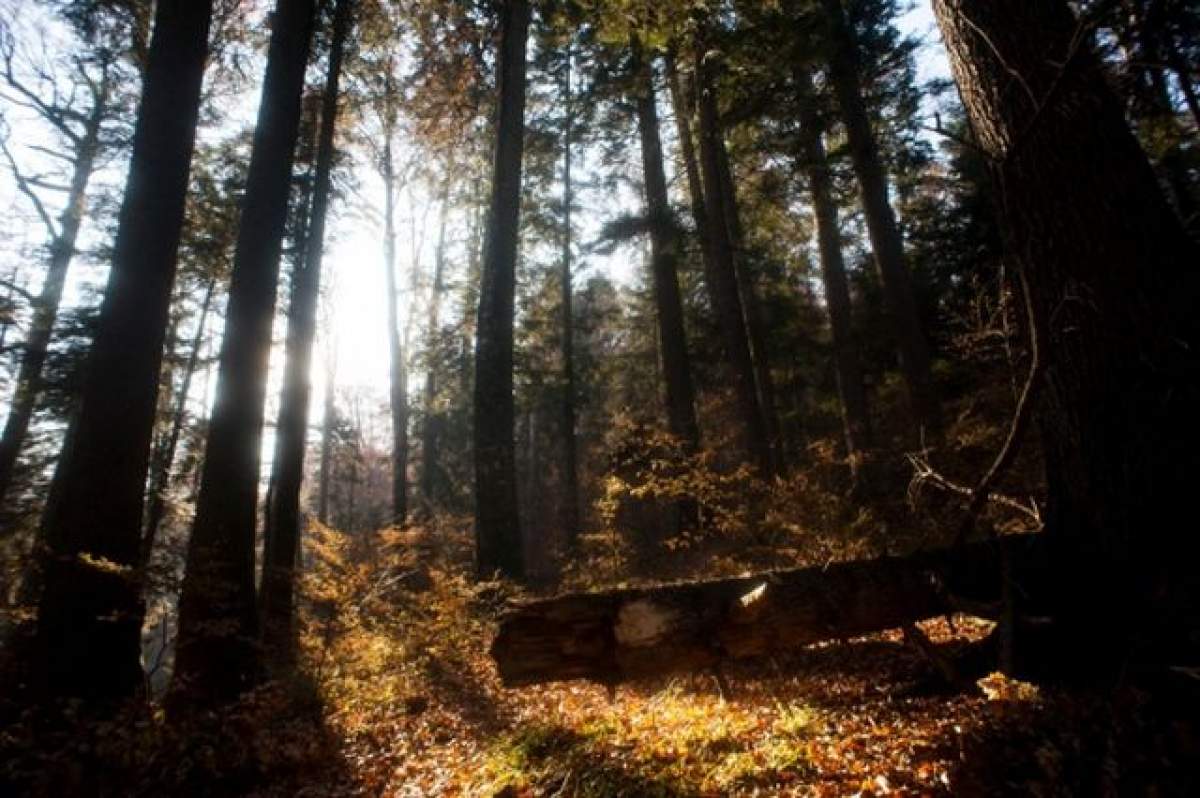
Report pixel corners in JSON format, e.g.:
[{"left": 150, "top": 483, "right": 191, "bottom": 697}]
[
  {"left": 5, "top": 517, "right": 1199, "bottom": 797},
  {"left": 4, "top": 380, "right": 1200, "bottom": 795}
]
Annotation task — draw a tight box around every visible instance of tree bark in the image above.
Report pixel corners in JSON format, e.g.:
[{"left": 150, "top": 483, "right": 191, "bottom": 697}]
[
  {"left": 34, "top": 0, "right": 213, "bottom": 701},
  {"left": 933, "top": 0, "right": 1200, "bottom": 659},
  {"left": 474, "top": 0, "right": 530, "bottom": 581},
  {"left": 175, "top": 0, "right": 316, "bottom": 704},
  {"left": 692, "top": 16, "right": 775, "bottom": 477},
  {"left": 821, "top": 0, "right": 940, "bottom": 437},
  {"left": 0, "top": 95, "right": 106, "bottom": 508},
  {"left": 559, "top": 46, "right": 580, "bottom": 550},
  {"left": 632, "top": 36, "right": 699, "bottom": 452},
  {"left": 493, "top": 535, "right": 1042, "bottom": 687},
  {"left": 261, "top": 0, "right": 352, "bottom": 657},
  {"left": 792, "top": 59, "right": 871, "bottom": 460}
]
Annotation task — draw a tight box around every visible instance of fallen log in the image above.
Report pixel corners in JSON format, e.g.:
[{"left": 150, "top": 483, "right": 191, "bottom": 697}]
[{"left": 491, "top": 535, "right": 1045, "bottom": 687}]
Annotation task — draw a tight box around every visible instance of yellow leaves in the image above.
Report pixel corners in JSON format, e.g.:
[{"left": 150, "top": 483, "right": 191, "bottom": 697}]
[
  {"left": 977, "top": 671, "right": 1041, "bottom": 703},
  {"left": 77, "top": 551, "right": 135, "bottom": 579}
]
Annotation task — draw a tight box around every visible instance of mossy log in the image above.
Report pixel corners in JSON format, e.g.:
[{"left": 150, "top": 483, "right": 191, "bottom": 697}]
[{"left": 491, "top": 535, "right": 1044, "bottom": 687}]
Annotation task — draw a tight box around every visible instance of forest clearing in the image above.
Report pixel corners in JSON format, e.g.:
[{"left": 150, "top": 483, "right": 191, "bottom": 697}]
[{"left": 2, "top": 0, "right": 1199, "bottom": 794}]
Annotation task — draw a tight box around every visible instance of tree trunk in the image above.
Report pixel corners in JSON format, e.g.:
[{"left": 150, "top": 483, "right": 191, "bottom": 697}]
[
  {"left": 382, "top": 135, "right": 408, "bottom": 526},
  {"left": 821, "top": 0, "right": 940, "bottom": 438},
  {"left": 261, "top": 0, "right": 352, "bottom": 657},
  {"left": 174, "top": 0, "right": 316, "bottom": 704},
  {"left": 474, "top": 0, "right": 530, "bottom": 581},
  {"left": 559, "top": 46, "right": 580, "bottom": 550},
  {"left": 143, "top": 277, "right": 217, "bottom": 565},
  {"left": 714, "top": 130, "right": 785, "bottom": 473},
  {"left": 663, "top": 51, "right": 717, "bottom": 283},
  {"left": 0, "top": 109, "right": 104, "bottom": 508},
  {"left": 692, "top": 16, "right": 775, "bottom": 477},
  {"left": 492, "top": 535, "right": 1043, "bottom": 687},
  {"left": 792, "top": 59, "right": 871, "bottom": 460},
  {"left": 34, "top": 0, "right": 213, "bottom": 701},
  {"left": 933, "top": 0, "right": 1200, "bottom": 660},
  {"left": 632, "top": 36, "right": 699, "bottom": 452},
  {"left": 421, "top": 182, "right": 448, "bottom": 509}
]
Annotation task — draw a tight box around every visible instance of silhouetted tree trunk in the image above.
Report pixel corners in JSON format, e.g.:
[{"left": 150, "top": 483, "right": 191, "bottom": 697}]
[
  {"left": 261, "top": 0, "right": 352, "bottom": 657},
  {"left": 143, "top": 277, "right": 217, "bottom": 565},
  {"left": 714, "top": 131, "right": 785, "bottom": 472},
  {"left": 559, "top": 46, "right": 580, "bottom": 550},
  {"left": 33, "top": 0, "right": 213, "bottom": 701},
  {"left": 934, "top": 0, "right": 1200, "bottom": 660},
  {"left": 692, "top": 15, "right": 775, "bottom": 477},
  {"left": 0, "top": 80, "right": 108, "bottom": 508},
  {"left": 663, "top": 50, "right": 717, "bottom": 281},
  {"left": 421, "top": 182, "right": 448, "bottom": 508},
  {"left": 632, "top": 36, "right": 699, "bottom": 451},
  {"left": 474, "top": 0, "right": 530, "bottom": 581},
  {"left": 793, "top": 59, "right": 871, "bottom": 461},
  {"left": 174, "top": 0, "right": 316, "bottom": 703},
  {"left": 821, "top": 0, "right": 940, "bottom": 437},
  {"left": 381, "top": 131, "right": 407, "bottom": 526}
]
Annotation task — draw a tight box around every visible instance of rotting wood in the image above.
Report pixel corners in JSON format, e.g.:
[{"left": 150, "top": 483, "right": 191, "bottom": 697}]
[{"left": 491, "top": 535, "right": 1045, "bottom": 687}]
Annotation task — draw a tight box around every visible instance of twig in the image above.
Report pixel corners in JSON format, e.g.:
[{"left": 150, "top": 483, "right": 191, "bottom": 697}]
[
  {"left": 953, "top": 268, "right": 1046, "bottom": 546},
  {"left": 907, "top": 453, "right": 1041, "bottom": 527}
]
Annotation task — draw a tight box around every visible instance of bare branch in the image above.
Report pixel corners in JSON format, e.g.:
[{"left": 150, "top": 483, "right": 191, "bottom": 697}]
[{"left": 0, "top": 135, "right": 59, "bottom": 239}]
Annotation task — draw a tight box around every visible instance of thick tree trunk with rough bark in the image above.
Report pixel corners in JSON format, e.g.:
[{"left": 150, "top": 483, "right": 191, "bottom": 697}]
[
  {"left": 175, "top": 0, "right": 316, "bottom": 703},
  {"left": 261, "top": 0, "right": 352, "bottom": 657},
  {"left": 793, "top": 59, "right": 871, "bottom": 461},
  {"left": 933, "top": 0, "right": 1200, "bottom": 659},
  {"left": 821, "top": 0, "right": 940, "bottom": 438},
  {"left": 474, "top": 0, "right": 530, "bottom": 581},
  {"left": 493, "top": 535, "right": 1043, "bottom": 687},
  {"left": 34, "top": 0, "right": 213, "bottom": 701},
  {"left": 692, "top": 17, "right": 775, "bottom": 477},
  {"left": 632, "top": 37, "right": 699, "bottom": 451}
]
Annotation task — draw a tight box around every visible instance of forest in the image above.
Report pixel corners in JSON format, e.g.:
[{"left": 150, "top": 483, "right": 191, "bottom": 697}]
[{"left": 0, "top": 0, "right": 1198, "bottom": 794}]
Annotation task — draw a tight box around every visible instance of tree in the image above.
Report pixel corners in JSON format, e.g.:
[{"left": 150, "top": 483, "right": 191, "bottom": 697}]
[
  {"left": 474, "top": 0, "right": 531, "bottom": 580},
  {"left": 820, "top": 0, "right": 940, "bottom": 437},
  {"left": 690, "top": 11, "right": 775, "bottom": 477},
  {"left": 792, "top": 57, "right": 870, "bottom": 463},
  {"left": 558, "top": 37, "right": 580, "bottom": 550},
  {"left": 262, "top": 0, "right": 353, "bottom": 657},
  {"left": 32, "top": 0, "right": 213, "bottom": 701},
  {"left": 420, "top": 177, "right": 450, "bottom": 509},
  {"left": 174, "top": 0, "right": 317, "bottom": 702},
  {"left": 630, "top": 34, "right": 698, "bottom": 453},
  {"left": 933, "top": 0, "right": 1200, "bottom": 659},
  {"left": 0, "top": 13, "right": 128, "bottom": 508}
]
